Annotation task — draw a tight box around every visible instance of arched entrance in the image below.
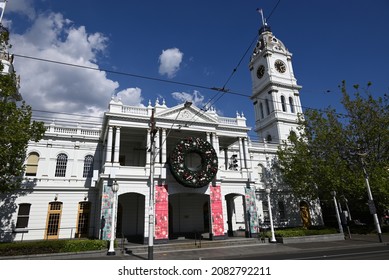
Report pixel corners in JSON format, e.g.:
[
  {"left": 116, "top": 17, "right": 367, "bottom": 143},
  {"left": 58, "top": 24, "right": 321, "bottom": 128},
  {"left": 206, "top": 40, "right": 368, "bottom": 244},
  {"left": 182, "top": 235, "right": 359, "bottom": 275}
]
[
  {"left": 225, "top": 193, "right": 246, "bottom": 237},
  {"left": 117, "top": 193, "right": 145, "bottom": 243},
  {"left": 300, "top": 201, "right": 311, "bottom": 228},
  {"left": 168, "top": 193, "right": 210, "bottom": 239}
]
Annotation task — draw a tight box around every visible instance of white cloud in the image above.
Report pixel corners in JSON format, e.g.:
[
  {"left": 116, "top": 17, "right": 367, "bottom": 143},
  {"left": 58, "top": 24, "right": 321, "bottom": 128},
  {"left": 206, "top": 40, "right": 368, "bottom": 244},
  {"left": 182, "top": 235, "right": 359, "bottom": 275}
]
[
  {"left": 158, "top": 48, "right": 183, "bottom": 78},
  {"left": 116, "top": 87, "right": 144, "bottom": 106},
  {"left": 9, "top": 12, "right": 135, "bottom": 116},
  {"left": 6, "top": 0, "right": 36, "bottom": 20},
  {"left": 171, "top": 90, "right": 206, "bottom": 108}
]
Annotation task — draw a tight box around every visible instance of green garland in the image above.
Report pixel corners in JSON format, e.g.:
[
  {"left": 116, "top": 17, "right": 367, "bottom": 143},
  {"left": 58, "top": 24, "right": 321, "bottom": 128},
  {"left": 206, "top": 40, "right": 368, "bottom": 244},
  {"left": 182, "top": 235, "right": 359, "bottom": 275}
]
[{"left": 168, "top": 137, "right": 218, "bottom": 188}]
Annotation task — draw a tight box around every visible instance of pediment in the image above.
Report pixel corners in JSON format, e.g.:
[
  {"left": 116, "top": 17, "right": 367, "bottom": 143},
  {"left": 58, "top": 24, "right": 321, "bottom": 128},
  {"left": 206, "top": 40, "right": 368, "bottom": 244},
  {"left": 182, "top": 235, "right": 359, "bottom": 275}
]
[{"left": 155, "top": 104, "right": 218, "bottom": 125}]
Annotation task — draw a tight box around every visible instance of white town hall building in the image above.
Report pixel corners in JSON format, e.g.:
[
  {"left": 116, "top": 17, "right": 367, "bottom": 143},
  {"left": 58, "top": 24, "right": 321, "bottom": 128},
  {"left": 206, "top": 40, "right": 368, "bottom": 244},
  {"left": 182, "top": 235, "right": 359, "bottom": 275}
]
[{"left": 0, "top": 21, "right": 323, "bottom": 243}]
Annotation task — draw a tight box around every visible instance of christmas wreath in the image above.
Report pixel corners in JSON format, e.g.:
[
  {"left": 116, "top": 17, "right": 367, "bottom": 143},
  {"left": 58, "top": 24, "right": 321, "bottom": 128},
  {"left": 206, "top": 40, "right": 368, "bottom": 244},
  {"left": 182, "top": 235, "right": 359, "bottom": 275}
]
[{"left": 168, "top": 137, "right": 218, "bottom": 188}]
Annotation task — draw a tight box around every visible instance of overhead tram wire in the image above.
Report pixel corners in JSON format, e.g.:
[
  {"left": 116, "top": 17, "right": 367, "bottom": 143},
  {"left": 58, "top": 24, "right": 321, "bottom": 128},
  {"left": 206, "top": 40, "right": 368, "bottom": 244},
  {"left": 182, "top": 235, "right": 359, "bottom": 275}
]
[
  {"left": 15, "top": 54, "right": 353, "bottom": 120},
  {"left": 182, "top": 33, "right": 259, "bottom": 128},
  {"left": 182, "top": 1, "right": 284, "bottom": 126},
  {"left": 14, "top": 53, "right": 223, "bottom": 96}
]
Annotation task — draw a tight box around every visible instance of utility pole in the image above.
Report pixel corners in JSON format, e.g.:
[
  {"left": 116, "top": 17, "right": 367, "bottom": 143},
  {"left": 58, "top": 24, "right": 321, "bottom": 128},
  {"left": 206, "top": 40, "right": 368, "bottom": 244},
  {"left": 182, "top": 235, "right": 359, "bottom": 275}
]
[
  {"left": 148, "top": 108, "right": 157, "bottom": 259},
  {"left": 147, "top": 101, "right": 192, "bottom": 260}
]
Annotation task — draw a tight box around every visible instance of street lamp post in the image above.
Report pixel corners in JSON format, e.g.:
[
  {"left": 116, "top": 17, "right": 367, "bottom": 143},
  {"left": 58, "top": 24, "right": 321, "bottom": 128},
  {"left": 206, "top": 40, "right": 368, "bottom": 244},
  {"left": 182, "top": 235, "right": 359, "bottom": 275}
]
[
  {"left": 330, "top": 191, "right": 344, "bottom": 234},
  {"left": 341, "top": 195, "right": 352, "bottom": 222},
  {"left": 265, "top": 188, "right": 276, "bottom": 243},
  {"left": 358, "top": 154, "right": 382, "bottom": 243},
  {"left": 107, "top": 180, "right": 119, "bottom": 255}
]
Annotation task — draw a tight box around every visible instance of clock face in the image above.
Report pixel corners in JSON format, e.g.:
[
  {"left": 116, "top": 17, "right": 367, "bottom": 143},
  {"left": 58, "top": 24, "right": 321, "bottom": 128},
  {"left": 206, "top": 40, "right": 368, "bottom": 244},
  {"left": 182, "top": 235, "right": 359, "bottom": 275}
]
[
  {"left": 256, "top": 65, "right": 265, "bottom": 79},
  {"left": 274, "top": 60, "right": 286, "bottom": 73}
]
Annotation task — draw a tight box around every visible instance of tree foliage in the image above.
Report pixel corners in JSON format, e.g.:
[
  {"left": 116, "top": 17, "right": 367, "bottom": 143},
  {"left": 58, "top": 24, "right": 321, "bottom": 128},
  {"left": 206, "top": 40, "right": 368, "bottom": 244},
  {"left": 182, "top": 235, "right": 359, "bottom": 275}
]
[
  {"left": 277, "top": 81, "right": 389, "bottom": 217},
  {"left": 0, "top": 26, "right": 45, "bottom": 193}
]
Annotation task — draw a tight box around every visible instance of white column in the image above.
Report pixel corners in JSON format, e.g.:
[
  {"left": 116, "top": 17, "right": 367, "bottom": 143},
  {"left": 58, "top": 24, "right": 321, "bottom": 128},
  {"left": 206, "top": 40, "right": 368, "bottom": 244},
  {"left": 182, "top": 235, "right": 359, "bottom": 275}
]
[
  {"left": 106, "top": 126, "right": 113, "bottom": 163},
  {"left": 113, "top": 127, "right": 121, "bottom": 163},
  {"left": 146, "top": 129, "right": 151, "bottom": 166},
  {"left": 238, "top": 137, "right": 243, "bottom": 170},
  {"left": 212, "top": 133, "right": 220, "bottom": 157},
  {"left": 161, "top": 128, "right": 167, "bottom": 163},
  {"left": 206, "top": 132, "right": 211, "bottom": 143},
  {"left": 243, "top": 137, "right": 249, "bottom": 169}
]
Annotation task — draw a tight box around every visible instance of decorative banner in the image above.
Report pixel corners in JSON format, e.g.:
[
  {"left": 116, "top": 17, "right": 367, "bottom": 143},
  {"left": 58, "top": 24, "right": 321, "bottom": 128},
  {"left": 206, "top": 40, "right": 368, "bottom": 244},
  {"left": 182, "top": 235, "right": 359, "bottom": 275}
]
[
  {"left": 100, "top": 183, "right": 113, "bottom": 240},
  {"left": 245, "top": 187, "right": 259, "bottom": 234},
  {"left": 210, "top": 185, "right": 224, "bottom": 236},
  {"left": 155, "top": 185, "right": 169, "bottom": 239}
]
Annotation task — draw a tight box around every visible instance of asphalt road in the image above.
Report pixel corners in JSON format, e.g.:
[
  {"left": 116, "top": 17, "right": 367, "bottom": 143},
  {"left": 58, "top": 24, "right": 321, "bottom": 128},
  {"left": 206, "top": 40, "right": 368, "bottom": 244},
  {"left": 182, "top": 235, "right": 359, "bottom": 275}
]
[{"left": 228, "top": 244, "right": 389, "bottom": 260}]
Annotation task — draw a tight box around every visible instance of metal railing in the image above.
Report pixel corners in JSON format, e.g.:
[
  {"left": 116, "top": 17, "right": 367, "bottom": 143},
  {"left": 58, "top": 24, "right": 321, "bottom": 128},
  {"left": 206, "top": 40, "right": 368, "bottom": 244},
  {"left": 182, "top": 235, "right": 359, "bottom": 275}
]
[{"left": 0, "top": 226, "right": 97, "bottom": 242}]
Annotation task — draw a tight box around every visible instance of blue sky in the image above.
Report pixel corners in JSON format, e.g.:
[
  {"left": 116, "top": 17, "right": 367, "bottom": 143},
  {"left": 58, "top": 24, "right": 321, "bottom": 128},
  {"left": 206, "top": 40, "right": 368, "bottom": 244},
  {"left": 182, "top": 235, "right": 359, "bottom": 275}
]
[{"left": 3, "top": 0, "right": 389, "bottom": 140}]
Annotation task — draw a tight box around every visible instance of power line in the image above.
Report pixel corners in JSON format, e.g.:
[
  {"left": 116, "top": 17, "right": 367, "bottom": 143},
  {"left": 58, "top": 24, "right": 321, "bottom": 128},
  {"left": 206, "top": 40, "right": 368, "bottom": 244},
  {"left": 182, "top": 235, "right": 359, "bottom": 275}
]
[
  {"left": 183, "top": 2, "right": 284, "bottom": 123},
  {"left": 14, "top": 53, "right": 224, "bottom": 96},
  {"left": 15, "top": 53, "right": 351, "bottom": 119},
  {"left": 266, "top": 0, "right": 282, "bottom": 22}
]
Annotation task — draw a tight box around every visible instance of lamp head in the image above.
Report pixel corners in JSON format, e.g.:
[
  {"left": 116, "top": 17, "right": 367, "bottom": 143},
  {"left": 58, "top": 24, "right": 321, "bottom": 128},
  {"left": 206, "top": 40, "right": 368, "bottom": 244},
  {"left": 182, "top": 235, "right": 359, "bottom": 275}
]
[
  {"left": 112, "top": 180, "right": 119, "bottom": 192},
  {"left": 265, "top": 188, "right": 271, "bottom": 194}
]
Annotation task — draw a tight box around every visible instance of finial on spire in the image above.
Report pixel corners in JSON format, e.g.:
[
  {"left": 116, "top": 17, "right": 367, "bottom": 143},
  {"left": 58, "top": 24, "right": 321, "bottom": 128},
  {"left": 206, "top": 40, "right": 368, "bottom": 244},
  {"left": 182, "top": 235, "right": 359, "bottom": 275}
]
[{"left": 256, "top": 8, "right": 267, "bottom": 27}]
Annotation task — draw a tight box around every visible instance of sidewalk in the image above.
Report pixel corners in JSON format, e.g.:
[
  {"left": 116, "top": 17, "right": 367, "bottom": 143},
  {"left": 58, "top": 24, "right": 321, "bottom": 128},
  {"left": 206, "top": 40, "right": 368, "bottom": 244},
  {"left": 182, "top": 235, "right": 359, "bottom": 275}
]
[{"left": 2, "top": 233, "right": 387, "bottom": 260}]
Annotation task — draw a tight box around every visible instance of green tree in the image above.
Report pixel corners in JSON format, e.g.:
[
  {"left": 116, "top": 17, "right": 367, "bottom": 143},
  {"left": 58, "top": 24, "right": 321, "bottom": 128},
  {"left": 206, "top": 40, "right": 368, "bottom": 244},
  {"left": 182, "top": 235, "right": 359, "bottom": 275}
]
[
  {"left": 0, "top": 25, "right": 45, "bottom": 193},
  {"left": 277, "top": 81, "right": 389, "bottom": 219}
]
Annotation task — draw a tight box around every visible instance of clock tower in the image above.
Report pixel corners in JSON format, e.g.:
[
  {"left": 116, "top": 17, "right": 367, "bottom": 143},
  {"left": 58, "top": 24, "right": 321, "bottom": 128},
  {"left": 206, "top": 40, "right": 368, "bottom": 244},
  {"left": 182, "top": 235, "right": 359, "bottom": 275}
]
[{"left": 249, "top": 21, "right": 302, "bottom": 144}]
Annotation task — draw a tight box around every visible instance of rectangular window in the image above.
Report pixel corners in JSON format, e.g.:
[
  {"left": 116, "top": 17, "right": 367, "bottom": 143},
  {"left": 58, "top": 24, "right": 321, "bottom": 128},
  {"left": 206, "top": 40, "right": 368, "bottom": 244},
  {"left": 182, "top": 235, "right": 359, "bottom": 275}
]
[
  {"left": 16, "top": 204, "right": 31, "bottom": 228},
  {"left": 262, "top": 201, "right": 270, "bottom": 223},
  {"left": 278, "top": 201, "right": 286, "bottom": 221}
]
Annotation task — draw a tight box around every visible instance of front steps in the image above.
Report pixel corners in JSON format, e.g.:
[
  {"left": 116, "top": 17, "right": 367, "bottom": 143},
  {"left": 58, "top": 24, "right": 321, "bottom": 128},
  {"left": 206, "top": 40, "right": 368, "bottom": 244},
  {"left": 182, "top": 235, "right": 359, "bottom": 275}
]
[{"left": 119, "top": 237, "right": 262, "bottom": 255}]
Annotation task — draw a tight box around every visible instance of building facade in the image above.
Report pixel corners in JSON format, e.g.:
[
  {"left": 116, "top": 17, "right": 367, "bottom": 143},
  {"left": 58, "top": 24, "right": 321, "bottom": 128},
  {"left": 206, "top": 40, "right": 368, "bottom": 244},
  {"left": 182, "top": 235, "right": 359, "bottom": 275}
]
[{"left": 0, "top": 22, "right": 323, "bottom": 243}]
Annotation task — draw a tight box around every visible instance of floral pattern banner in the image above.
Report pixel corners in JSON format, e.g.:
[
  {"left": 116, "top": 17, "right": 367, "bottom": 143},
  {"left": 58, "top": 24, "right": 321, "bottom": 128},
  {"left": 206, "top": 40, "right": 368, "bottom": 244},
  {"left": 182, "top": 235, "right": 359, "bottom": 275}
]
[
  {"left": 245, "top": 187, "right": 259, "bottom": 234},
  {"left": 100, "top": 183, "right": 113, "bottom": 240},
  {"left": 155, "top": 185, "right": 169, "bottom": 240},
  {"left": 210, "top": 185, "right": 224, "bottom": 236}
]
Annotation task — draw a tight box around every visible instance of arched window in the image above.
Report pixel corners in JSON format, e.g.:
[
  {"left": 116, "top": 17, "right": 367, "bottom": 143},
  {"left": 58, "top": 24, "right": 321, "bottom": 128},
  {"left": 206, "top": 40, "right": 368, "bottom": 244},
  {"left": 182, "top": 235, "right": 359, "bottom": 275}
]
[
  {"left": 260, "top": 103, "right": 264, "bottom": 119},
  {"left": 55, "top": 153, "right": 68, "bottom": 177},
  {"left": 26, "top": 152, "right": 39, "bottom": 176},
  {"left": 281, "top": 95, "right": 287, "bottom": 112},
  {"left": 267, "top": 134, "right": 272, "bottom": 143},
  {"left": 265, "top": 99, "right": 270, "bottom": 115},
  {"left": 289, "top": 97, "right": 295, "bottom": 113},
  {"left": 83, "top": 155, "right": 94, "bottom": 178}
]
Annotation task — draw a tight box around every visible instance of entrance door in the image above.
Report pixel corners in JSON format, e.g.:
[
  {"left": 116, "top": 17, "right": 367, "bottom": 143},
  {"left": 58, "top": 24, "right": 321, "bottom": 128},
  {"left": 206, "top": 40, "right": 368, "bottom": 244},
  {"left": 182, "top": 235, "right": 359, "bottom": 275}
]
[
  {"left": 300, "top": 201, "right": 311, "bottom": 228},
  {"left": 169, "top": 193, "right": 209, "bottom": 238},
  {"left": 117, "top": 193, "right": 145, "bottom": 243},
  {"left": 45, "top": 202, "right": 63, "bottom": 239}
]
